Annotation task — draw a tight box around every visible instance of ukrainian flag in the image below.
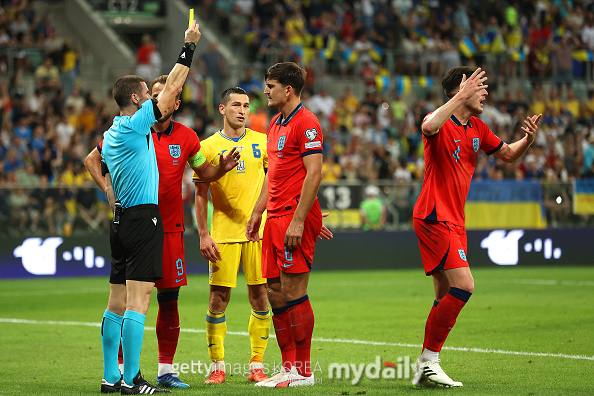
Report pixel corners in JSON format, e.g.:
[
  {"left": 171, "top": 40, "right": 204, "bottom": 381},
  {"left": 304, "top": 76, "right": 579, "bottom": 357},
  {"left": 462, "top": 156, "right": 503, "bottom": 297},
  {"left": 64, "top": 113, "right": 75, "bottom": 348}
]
[
  {"left": 459, "top": 37, "right": 476, "bottom": 59},
  {"left": 418, "top": 76, "right": 432, "bottom": 88},
  {"left": 572, "top": 50, "right": 593, "bottom": 62},
  {"left": 375, "top": 75, "right": 391, "bottom": 93},
  {"left": 465, "top": 181, "right": 547, "bottom": 229},
  {"left": 511, "top": 48, "right": 525, "bottom": 62},
  {"left": 414, "top": 27, "right": 429, "bottom": 46},
  {"left": 396, "top": 76, "right": 411, "bottom": 95},
  {"left": 573, "top": 179, "right": 594, "bottom": 214},
  {"left": 370, "top": 45, "right": 383, "bottom": 63},
  {"left": 343, "top": 48, "right": 358, "bottom": 65},
  {"left": 478, "top": 35, "right": 491, "bottom": 52}
]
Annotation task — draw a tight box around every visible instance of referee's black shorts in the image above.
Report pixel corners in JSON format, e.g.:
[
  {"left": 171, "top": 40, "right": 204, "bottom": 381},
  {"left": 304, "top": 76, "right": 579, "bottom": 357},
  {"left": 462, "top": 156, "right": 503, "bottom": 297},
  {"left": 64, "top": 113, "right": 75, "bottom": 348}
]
[{"left": 109, "top": 204, "right": 164, "bottom": 284}]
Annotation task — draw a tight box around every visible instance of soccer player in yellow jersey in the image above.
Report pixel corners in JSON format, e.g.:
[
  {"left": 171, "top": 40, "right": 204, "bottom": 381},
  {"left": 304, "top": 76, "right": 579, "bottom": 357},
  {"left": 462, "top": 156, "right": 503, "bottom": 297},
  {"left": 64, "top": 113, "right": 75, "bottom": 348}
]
[{"left": 193, "top": 87, "right": 270, "bottom": 385}]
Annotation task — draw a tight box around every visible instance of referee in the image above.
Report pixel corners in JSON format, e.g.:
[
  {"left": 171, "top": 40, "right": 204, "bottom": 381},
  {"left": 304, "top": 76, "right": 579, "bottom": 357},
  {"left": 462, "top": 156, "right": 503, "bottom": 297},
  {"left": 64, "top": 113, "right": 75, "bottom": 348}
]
[{"left": 98, "top": 22, "right": 238, "bottom": 395}]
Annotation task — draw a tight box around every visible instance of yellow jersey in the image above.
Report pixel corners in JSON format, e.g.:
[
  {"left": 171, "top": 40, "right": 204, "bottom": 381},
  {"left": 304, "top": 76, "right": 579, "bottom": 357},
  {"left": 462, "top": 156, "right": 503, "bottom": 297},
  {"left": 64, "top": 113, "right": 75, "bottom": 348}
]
[{"left": 193, "top": 128, "right": 267, "bottom": 243}]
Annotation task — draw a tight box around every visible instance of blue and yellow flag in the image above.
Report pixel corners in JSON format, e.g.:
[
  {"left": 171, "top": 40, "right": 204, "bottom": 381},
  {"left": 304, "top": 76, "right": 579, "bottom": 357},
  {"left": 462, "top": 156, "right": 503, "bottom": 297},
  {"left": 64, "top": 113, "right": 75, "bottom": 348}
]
[
  {"left": 418, "top": 76, "right": 432, "bottom": 88},
  {"left": 395, "top": 76, "right": 411, "bottom": 96},
  {"left": 511, "top": 48, "right": 525, "bottom": 62},
  {"left": 465, "top": 181, "right": 547, "bottom": 229},
  {"left": 343, "top": 48, "right": 358, "bottom": 65},
  {"left": 572, "top": 50, "right": 593, "bottom": 62},
  {"left": 459, "top": 37, "right": 476, "bottom": 59},
  {"left": 375, "top": 75, "right": 391, "bottom": 93},
  {"left": 573, "top": 179, "right": 594, "bottom": 214}
]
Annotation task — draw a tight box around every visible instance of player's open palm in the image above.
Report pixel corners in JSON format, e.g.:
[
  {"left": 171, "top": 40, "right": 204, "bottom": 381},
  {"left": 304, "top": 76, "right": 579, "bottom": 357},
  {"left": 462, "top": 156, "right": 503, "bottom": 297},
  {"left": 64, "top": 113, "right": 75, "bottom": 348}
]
[
  {"left": 200, "top": 234, "right": 220, "bottom": 263},
  {"left": 522, "top": 114, "right": 542, "bottom": 144},
  {"left": 219, "top": 147, "right": 241, "bottom": 172},
  {"left": 458, "top": 67, "right": 488, "bottom": 100}
]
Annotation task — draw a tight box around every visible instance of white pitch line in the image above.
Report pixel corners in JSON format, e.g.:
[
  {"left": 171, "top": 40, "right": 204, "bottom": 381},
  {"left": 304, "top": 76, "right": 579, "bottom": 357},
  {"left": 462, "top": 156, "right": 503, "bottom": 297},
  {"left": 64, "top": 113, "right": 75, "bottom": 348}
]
[
  {"left": 509, "top": 279, "right": 594, "bottom": 287},
  {"left": 1, "top": 318, "right": 593, "bottom": 361}
]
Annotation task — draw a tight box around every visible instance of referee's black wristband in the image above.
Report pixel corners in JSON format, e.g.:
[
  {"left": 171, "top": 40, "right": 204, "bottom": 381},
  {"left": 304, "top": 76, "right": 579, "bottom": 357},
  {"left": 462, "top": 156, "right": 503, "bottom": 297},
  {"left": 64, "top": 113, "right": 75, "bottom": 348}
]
[{"left": 176, "top": 45, "right": 194, "bottom": 67}]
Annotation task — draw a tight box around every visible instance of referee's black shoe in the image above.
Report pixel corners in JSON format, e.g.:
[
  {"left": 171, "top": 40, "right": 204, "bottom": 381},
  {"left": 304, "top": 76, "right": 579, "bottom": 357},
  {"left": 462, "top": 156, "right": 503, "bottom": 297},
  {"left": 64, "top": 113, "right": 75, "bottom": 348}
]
[
  {"left": 101, "top": 378, "right": 121, "bottom": 393},
  {"left": 120, "top": 371, "right": 171, "bottom": 394}
]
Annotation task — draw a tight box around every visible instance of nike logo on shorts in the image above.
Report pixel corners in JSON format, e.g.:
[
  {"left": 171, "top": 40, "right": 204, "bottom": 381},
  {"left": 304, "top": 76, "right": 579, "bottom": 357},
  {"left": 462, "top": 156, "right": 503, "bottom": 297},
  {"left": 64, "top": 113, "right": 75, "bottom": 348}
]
[
  {"left": 283, "top": 263, "right": 294, "bottom": 268},
  {"left": 175, "top": 277, "right": 186, "bottom": 283}
]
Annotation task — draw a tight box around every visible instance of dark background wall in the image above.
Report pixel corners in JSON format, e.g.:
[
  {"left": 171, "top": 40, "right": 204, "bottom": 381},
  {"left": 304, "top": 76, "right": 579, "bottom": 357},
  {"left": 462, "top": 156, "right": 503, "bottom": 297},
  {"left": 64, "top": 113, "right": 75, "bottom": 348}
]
[{"left": 2, "top": 228, "right": 592, "bottom": 279}]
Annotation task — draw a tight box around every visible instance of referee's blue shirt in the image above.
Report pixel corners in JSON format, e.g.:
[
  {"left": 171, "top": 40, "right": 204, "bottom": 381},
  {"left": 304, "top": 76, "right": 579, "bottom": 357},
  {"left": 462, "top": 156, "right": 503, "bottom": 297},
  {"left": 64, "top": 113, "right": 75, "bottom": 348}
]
[{"left": 102, "top": 99, "right": 159, "bottom": 208}]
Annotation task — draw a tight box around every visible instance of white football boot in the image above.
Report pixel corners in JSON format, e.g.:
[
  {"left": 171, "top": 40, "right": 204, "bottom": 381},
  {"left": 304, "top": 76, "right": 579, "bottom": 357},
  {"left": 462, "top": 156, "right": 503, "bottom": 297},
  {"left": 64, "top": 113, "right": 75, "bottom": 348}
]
[
  {"left": 260, "top": 366, "right": 315, "bottom": 387},
  {"left": 412, "top": 357, "right": 463, "bottom": 387}
]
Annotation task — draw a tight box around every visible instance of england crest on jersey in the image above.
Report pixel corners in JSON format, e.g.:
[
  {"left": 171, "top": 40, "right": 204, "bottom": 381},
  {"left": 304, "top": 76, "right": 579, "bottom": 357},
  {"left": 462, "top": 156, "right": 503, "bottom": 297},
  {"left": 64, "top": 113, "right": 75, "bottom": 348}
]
[
  {"left": 473, "top": 138, "right": 479, "bottom": 153},
  {"left": 278, "top": 136, "right": 286, "bottom": 150},
  {"left": 169, "top": 144, "right": 181, "bottom": 159}
]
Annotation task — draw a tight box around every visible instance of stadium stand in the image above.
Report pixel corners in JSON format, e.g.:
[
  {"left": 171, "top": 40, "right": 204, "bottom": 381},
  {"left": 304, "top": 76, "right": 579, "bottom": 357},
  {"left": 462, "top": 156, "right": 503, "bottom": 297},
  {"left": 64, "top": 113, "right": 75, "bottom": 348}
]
[{"left": 1, "top": 0, "right": 594, "bottom": 236}]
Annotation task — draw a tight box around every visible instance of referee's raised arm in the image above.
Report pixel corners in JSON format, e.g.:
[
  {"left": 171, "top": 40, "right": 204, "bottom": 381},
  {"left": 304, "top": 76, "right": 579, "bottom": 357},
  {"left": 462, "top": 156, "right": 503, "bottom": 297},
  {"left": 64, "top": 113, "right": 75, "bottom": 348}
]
[{"left": 155, "top": 20, "right": 201, "bottom": 121}]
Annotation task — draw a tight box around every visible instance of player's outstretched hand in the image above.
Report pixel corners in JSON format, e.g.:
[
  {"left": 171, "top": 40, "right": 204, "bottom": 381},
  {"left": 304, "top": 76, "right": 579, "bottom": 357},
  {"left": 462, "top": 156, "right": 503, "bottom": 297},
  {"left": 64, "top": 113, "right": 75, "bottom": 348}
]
[
  {"left": 185, "top": 20, "right": 201, "bottom": 44},
  {"left": 284, "top": 219, "right": 304, "bottom": 251},
  {"left": 458, "top": 67, "right": 488, "bottom": 100},
  {"left": 220, "top": 147, "right": 241, "bottom": 172},
  {"left": 318, "top": 212, "right": 333, "bottom": 240},
  {"left": 200, "top": 234, "right": 220, "bottom": 263},
  {"left": 522, "top": 114, "right": 542, "bottom": 144},
  {"left": 246, "top": 213, "right": 262, "bottom": 242}
]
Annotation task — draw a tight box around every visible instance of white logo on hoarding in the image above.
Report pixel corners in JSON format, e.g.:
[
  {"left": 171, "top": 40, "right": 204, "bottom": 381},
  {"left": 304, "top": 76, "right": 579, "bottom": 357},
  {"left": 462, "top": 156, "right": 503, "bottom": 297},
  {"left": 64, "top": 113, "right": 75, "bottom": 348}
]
[
  {"left": 480, "top": 230, "right": 524, "bottom": 265},
  {"left": 13, "top": 237, "right": 64, "bottom": 275}
]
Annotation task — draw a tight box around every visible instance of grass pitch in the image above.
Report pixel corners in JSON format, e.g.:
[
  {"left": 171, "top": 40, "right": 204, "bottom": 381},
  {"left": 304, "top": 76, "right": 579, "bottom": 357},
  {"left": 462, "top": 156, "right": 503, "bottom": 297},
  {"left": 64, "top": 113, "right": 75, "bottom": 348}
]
[{"left": 0, "top": 267, "right": 593, "bottom": 395}]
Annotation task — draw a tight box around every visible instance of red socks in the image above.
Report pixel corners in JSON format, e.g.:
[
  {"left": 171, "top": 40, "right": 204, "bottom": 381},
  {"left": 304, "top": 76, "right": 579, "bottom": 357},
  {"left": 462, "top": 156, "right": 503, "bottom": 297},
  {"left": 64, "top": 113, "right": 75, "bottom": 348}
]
[
  {"left": 117, "top": 292, "right": 181, "bottom": 367},
  {"left": 156, "top": 292, "right": 180, "bottom": 364},
  {"left": 118, "top": 343, "right": 123, "bottom": 365},
  {"left": 272, "top": 309, "right": 296, "bottom": 372},
  {"left": 422, "top": 301, "right": 439, "bottom": 352},
  {"left": 272, "top": 295, "right": 315, "bottom": 376},
  {"left": 289, "top": 297, "right": 314, "bottom": 377},
  {"left": 423, "top": 287, "right": 472, "bottom": 353}
]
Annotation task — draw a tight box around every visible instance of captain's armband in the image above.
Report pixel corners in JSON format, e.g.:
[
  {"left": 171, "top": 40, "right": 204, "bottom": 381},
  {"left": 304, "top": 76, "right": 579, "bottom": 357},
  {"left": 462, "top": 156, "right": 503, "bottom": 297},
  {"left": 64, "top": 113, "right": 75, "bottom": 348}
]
[{"left": 188, "top": 150, "right": 206, "bottom": 168}]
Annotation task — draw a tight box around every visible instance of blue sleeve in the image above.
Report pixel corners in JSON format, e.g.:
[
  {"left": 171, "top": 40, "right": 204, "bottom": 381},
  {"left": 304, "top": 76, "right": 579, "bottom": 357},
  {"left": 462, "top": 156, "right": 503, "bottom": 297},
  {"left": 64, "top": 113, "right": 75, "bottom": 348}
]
[{"left": 129, "top": 99, "right": 158, "bottom": 135}]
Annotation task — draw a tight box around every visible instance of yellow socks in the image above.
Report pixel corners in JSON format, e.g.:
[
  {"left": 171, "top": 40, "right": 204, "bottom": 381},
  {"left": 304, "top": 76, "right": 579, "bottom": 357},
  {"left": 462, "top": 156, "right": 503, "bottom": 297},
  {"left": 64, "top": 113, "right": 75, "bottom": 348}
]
[
  {"left": 205, "top": 309, "right": 226, "bottom": 362},
  {"left": 248, "top": 309, "right": 271, "bottom": 364}
]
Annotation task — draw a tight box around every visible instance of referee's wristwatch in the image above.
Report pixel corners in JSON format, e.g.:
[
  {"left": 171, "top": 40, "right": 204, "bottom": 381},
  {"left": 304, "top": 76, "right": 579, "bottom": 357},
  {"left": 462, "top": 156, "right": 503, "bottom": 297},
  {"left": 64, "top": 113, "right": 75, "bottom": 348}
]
[{"left": 184, "top": 42, "right": 196, "bottom": 51}]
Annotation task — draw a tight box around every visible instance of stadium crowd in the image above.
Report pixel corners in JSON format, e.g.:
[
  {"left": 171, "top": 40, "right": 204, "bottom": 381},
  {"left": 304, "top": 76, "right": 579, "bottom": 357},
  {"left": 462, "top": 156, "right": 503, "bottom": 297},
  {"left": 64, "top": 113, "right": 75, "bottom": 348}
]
[{"left": 2, "top": 0, "right": 594, "bottom": 236}]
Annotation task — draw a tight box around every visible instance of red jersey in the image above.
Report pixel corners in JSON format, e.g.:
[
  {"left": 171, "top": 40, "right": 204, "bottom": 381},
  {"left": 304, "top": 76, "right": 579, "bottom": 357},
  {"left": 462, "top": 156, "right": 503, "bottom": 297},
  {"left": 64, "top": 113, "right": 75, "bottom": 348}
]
[
  {"left": 266, "top": 103, "right": 323, "bottom": 218},
  {"left": 413, "top": 115, "right": 503, "bottom": 226},
  {"left": 98, "top": 120, "right": 201, "bottom": 232}
]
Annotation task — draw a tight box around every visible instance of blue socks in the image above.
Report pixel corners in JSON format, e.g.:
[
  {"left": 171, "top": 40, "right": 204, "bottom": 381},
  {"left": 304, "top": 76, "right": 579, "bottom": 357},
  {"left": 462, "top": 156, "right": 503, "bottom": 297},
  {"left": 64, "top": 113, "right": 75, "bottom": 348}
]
[
  {"left": 122, "top": 310, "right": 146, "bottom": 385},
  {"left": 101, "top": 310, "right": 123, "bottom": 383}
]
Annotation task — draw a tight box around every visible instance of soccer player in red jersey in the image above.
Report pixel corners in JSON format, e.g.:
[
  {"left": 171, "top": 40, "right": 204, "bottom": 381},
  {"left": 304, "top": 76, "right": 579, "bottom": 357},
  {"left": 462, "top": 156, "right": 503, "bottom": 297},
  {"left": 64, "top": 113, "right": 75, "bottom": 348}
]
[
  {"left": 86, "top": 75, "right": 239, "bottom": 390},
  {"left": 411, "top": 66, "right": 542, "bottom": 387},
  {"left": 246, "top": 62, "right": 324, "bottom": 388}
]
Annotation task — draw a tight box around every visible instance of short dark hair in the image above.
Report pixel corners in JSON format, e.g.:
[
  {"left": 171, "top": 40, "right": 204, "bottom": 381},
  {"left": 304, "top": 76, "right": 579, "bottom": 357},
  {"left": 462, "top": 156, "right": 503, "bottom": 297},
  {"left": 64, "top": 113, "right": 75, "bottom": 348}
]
[
  {"left": 220, "top": 87, "right": 248, "bottom": 105},
  {"left": 264, "top": 62, "right": 307, "bottom": 96},
  {"left": 113, "top": 75, "right": 146, "bottom": 108},
  {"left": 151, "top": 75, "right": 181, "bottom": 101},
  {"left": 442, "top": 66, "right": 478, "bottom": 98}
]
